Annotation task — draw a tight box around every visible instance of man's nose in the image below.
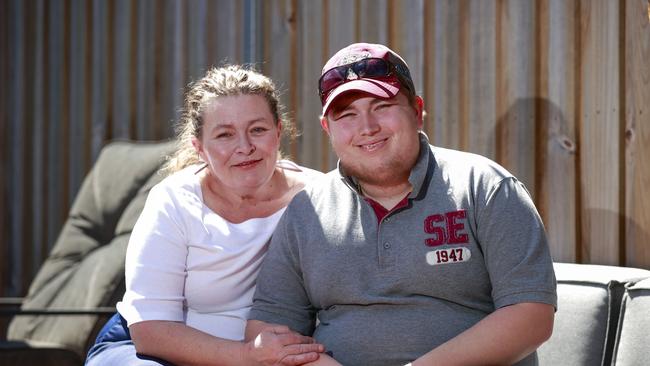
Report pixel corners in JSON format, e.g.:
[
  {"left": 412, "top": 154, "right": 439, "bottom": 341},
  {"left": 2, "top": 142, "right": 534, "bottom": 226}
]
[{"left": 359, "top": 113, "right": 381, "bottom": 135}]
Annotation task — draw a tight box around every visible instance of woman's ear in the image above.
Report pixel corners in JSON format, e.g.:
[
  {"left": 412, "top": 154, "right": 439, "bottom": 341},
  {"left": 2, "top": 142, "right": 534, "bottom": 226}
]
[{"left": 191, "top": 137, "right": 204, "bottom": 161}]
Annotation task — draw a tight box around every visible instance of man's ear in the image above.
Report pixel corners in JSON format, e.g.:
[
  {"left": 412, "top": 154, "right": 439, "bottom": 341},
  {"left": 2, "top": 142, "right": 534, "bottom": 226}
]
[
  {"left": 277, "top": 119, "right": 283, "bottom": 139},
  {"left": 320, "top": 116, "right": 330, "bottom": 135},
  {"left": 414, "top": 96, "right": 425, "bottom": 129}
]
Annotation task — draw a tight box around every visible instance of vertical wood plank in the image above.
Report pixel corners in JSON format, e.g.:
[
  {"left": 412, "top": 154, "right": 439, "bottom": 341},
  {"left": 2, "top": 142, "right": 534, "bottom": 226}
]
[
  {"left": 160, "top": 0, "right": 185, "bottom": 133},
  {"left": 91, "top": 0, "right": 109, "bottom": 160},
  {"left": 31, "top": 0, "right": 48, "bottom": 281},
  {"left": 429, "top": 0, "right": 462, "bottom": 149},
  {"left": 261, "top": 0, "right": 296, "bottom": 160},
  {"left": 579, "top": 0, "right": 620, "bottom": 265},
  {"left": 624, "top": 0, "right": 650, "bottom": 268},
  {"left": 467, "top": 0, "right": 497, "bottom": 160},
  {"left": 186, "top": 0, "right": 208, "bottom": 80},
  {"left": 46, "top": 0, "right": 68, "bottom": 260},
  {"left": 496, "top": 0, "right": 537, "bottom": 194},
  {"left": 0, "top": 0, "right": 9, "bottom": 295},
  {"left": 358, "top": 0, "right": 389, "bottom": 44},
  {"left": 388, "top": 0, "right": 424, "bottom": 99},
  {"left": 296, "top": 0, "right": 325, "bottom": 170},
  {"left": 111, "top": 0, "right": 134, "bottom": 139},
  {"left": 68, "top": 0, "right": 88, "bottom": 208},
  {"left": 8, "top": 0, "right": 26, "bottom": 295},
  {"left": 135, "top": 0, "right": 157, "bottom": 139},
  {"left": 324, "top": 0, "right": 358, "bottom": 170},
  {"left": 210, "top": 0, "right": 243, "bottom": 65},
  {"left": 537, "top": 0, "right": 578, "bottom": 263}
]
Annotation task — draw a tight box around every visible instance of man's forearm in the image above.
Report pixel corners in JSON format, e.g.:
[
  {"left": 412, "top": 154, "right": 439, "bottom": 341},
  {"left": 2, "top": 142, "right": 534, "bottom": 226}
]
[{"left": 410, "top": 302, "right": 555, "bottom": 366}]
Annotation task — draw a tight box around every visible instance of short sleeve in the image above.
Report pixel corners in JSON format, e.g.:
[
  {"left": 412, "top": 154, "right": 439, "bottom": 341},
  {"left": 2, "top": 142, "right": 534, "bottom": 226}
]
[
  {"left": 248, "top": 209, "right": 317, "bottom": 336},
  {"left": 117, "top": 183, "right": 188, "bottom": 325},
  {"left": 476, "top": 177, "right": 557, "bottom": 309}
]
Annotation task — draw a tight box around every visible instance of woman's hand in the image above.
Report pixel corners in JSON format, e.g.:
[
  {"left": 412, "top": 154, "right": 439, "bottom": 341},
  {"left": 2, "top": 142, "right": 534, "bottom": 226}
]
[{"left": 244, "top": 324, "right": 324, "bottom": 365}]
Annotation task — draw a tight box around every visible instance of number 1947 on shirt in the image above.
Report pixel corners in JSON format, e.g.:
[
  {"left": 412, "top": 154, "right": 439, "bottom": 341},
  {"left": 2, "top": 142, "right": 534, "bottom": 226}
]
[{"left": 426, "top": 247, "right": 471, "bottom": 265}]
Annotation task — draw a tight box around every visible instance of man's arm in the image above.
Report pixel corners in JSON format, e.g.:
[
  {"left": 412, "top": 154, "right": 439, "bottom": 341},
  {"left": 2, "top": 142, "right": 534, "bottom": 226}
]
[{"left": 410, "top": 302, "right": 554, "bottom": 366}]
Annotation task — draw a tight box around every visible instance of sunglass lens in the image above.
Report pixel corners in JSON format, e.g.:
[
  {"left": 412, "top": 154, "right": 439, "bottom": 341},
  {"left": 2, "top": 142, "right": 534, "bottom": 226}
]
[{"left": 354, "top": 58, "right": 389, "bottom": 78}]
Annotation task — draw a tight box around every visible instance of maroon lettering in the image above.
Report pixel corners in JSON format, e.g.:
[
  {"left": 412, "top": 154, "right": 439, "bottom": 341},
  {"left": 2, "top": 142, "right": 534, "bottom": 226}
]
[
  {"left": 424, "top": 210, "right": 469, "bottom": 246},
  {"left": 446, "top": 210, "right": 468, "bottom": 244},
  {"left": 424, "top": 214, "right": 446, "bottom": 246}
]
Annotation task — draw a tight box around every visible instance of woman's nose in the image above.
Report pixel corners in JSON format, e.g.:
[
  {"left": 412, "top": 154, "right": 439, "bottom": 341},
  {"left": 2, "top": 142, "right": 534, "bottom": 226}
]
[{"left": 236, "top": 136, "right": 256, "bottom": 154}]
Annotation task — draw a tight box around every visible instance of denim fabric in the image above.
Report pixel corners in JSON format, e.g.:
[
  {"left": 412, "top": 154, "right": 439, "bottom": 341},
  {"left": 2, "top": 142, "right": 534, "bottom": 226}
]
[{"left": 85, "top": 313, "right": 175, "bottom": 366}]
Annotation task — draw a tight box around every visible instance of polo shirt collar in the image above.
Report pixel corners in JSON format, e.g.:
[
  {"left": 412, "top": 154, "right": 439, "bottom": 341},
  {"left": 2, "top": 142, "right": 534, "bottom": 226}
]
[{"left": 338, "top": 131, "right": 432, "bottom": 199}]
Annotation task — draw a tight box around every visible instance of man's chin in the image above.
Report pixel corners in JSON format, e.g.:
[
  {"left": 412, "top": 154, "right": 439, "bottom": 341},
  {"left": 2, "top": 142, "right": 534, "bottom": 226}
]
[{"left": 340, "top": 160, "right": 411, "bottom": 187}]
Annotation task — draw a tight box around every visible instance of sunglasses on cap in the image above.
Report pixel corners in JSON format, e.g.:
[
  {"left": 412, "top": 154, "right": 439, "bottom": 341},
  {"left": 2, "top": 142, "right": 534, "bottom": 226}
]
[{"left": 318, "top": 57, "right": 414, "bottom": 104}]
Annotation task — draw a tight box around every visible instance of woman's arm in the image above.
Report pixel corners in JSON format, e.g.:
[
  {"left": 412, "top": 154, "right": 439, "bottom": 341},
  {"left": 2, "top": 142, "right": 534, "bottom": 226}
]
[{"left": 131, "top": 320, "right": 323, "bottom": 366}]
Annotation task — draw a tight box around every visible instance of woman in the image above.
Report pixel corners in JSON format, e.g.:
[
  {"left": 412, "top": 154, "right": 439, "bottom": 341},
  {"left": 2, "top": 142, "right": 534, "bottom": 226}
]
[{"left": 85, "top": 65, "right": 324, "bottom": 366}]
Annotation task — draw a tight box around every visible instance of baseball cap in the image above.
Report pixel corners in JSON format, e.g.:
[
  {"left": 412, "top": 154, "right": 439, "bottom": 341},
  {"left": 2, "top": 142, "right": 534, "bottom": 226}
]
[{"left": 319, "top": 43, "right": 415, "bottom": 115}]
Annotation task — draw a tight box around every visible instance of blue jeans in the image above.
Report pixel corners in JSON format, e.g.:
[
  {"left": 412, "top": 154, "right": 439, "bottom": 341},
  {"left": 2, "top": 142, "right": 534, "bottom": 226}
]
[{"left": 85, "top": 313, "right": 176, "bottom": 366}]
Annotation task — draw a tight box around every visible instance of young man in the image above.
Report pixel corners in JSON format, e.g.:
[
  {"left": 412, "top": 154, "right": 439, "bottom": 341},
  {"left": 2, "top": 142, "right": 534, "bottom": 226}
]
[{"left": 246, "top": 43, "right": 556, "bottom": 366}]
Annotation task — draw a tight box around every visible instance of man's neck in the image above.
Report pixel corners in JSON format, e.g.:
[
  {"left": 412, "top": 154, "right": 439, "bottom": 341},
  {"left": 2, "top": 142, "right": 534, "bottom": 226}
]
[{"left": 359, "top": 180, "right": 412, "bottom": 210}]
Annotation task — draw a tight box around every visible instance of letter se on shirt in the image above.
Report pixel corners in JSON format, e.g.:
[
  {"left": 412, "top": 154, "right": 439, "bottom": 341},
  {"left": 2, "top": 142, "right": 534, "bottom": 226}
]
[{"left": 424, "top": 209, "right": 471, "bottom": 266}]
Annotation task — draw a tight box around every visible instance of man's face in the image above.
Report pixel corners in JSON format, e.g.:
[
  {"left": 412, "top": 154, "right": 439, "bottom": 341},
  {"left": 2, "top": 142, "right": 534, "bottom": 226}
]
[{"left": 321, "top": 91, "right": 424, "bottom": 187}]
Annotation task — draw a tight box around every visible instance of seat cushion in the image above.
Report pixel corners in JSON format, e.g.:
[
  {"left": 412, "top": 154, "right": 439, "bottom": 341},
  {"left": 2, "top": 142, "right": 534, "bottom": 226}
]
[
  {"left": 537, "top": 263, "right": 650, "bottom": 366},
  {"left": 611, "top": 277, "right": 650, "bottom": 365},
  {"left": 7, "top": 140, "right": 175, "bottom": 357}
]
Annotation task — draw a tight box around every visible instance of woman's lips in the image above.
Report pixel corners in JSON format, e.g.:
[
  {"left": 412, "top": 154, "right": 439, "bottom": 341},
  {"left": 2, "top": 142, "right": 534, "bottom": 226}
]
[{"left": 233, "top": 159, "right": 262, "bottom": 168}]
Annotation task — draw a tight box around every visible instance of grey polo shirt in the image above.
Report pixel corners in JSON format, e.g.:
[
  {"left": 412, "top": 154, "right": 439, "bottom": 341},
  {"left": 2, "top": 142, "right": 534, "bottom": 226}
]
[{"left": 250, "top": 134, "right": 557, "bottom": 366}]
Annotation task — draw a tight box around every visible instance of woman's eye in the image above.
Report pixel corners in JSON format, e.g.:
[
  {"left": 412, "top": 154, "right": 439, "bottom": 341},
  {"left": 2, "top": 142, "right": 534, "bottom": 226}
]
[
  {"left": 216, "top": 132, "right": 232, "bottom": 139},
  {"left": 251, "top": 127, "right": 268, "bottom": 133}
]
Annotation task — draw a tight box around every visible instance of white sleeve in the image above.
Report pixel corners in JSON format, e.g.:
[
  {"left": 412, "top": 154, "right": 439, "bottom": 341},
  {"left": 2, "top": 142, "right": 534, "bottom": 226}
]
[{"left": 117, "top": 182, "right": 188, "bottom": 325}]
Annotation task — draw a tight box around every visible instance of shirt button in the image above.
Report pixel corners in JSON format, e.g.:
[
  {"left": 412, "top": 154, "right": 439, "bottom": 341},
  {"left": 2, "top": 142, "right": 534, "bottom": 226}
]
[
  {"left": 383, "top": 242, "right": 391, "bottom": 249},
  {"left": 385, "top": 217, "right": 390, "bottom": 222}
]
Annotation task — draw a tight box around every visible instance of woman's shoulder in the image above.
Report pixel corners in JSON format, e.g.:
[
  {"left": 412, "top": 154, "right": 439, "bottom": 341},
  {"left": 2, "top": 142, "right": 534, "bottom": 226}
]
[
  {"left": 276, "top": 160, "right": 324, "bottom": 184},
  {"left": 151, "top": 164, "right": 203, "bottom": 199}
]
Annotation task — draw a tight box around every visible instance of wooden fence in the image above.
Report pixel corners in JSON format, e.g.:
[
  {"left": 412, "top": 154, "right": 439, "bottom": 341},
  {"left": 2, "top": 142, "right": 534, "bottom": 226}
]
[{"left": 1, "top": 0, "right": 649, "bottom": 297}]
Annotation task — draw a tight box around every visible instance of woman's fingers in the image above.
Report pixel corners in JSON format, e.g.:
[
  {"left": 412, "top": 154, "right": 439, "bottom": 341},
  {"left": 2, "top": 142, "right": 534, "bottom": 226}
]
[
  {"left": 278, "top": 332, "right": 317, "bottom": 346},
  {"left": 280, "top": 351, "right": 320, "bottom": 365}
]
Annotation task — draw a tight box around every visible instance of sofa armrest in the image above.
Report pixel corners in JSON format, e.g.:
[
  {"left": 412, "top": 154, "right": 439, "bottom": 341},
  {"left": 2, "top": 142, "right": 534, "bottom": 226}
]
[{"left": 0, "top": 341, "right": 82, "bottom": 366}]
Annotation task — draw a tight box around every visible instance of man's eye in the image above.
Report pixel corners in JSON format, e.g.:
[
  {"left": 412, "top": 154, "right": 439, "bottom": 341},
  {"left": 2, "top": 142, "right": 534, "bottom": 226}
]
[
  {"left": 216, "top": 132, "right": 232, "bottom": 139},
  {"left": 335, "top": 112, "right": 355, "bottom": 120},
  {"left": 251, "top": 127, "right": 268, "bottom": 133},
  {"left": 376, "top": 103, "right": 392, "bottom": 109}
]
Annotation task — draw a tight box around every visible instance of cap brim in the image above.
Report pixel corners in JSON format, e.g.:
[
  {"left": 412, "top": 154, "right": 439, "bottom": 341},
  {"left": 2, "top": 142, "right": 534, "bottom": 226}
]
[{"left": 322, "top": 78, "right": 401, "bottom": 116}]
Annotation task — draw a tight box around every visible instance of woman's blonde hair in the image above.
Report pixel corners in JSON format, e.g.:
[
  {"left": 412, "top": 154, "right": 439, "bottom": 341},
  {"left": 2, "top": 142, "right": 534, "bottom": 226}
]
[{"left": 162, "top": 65, "right": 294, "bottom": 174}]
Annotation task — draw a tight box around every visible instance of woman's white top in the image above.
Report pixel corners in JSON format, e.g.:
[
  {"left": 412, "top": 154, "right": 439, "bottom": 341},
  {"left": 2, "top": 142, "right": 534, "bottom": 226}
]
[{"left": 116, "top": 163, "right": 296, "bottom": 341}]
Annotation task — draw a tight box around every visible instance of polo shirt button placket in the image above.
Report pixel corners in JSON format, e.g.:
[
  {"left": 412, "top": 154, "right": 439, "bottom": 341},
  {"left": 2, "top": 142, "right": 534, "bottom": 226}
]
[{"left": 383, "top": 242, "right": 391, "bottom": 249}]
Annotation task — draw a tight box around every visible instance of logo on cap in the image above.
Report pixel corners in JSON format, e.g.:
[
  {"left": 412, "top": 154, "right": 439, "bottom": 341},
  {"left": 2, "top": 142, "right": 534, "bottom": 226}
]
[{"left": 336, "top": 51, "right": 371, "bottom": 67}]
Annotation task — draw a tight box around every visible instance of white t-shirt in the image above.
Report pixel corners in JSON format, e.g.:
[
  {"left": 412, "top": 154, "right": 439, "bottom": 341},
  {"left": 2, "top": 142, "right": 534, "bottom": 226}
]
[{"left": 116, "top": 164, "right": 290, "bottom": 341}]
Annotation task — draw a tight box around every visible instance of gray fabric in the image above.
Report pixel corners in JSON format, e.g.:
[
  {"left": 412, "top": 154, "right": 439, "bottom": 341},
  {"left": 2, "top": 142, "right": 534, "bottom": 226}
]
[
  {"left": 537, "top": 263, "right": 650, "bottom": 366},
  {"left": 612, "top": 277, "right": 650, "bottom": 366},
  {"left": 251, "top": 135, "right": 556, "bottom": 366},
  {"left": 7, "top": 140, "right": 175, "bottom": 358}
]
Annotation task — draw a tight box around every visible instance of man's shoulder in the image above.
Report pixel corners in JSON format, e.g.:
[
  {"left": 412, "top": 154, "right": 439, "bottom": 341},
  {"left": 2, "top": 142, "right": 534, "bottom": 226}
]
[{"left": 430, "top": 145, "right": 513, "bottom": 180}]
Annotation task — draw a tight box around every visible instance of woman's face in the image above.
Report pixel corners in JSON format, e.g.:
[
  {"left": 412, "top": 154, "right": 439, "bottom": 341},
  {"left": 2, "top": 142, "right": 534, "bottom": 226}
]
[{"left": 192, "top": 94, "right": 282, "bottom": 191}]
